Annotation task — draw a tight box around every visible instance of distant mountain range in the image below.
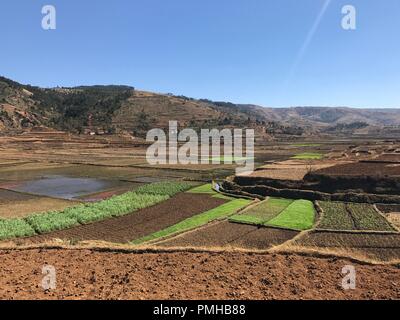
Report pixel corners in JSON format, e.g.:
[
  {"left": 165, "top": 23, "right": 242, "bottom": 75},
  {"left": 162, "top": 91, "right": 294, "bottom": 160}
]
[{"left": 1, "top": 76, "right": 399, "bottom": 137}]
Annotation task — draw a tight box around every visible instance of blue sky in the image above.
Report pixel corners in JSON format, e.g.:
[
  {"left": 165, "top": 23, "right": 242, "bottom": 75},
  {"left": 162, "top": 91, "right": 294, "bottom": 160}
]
[{"left": 0, "top": 0, "right": 399, "bottom": 108}]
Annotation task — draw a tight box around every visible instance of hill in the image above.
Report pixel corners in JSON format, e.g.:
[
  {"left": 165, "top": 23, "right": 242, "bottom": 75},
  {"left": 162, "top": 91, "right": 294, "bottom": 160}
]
[{"left": 1, "top": 76, "right": 400, "bottom": 137}]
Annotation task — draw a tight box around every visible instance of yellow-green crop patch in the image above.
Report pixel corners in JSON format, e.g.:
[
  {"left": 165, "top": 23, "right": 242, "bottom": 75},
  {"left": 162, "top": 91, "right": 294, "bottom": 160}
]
[
  {"left": 229, "top": 197, "right": 293, "bottom": 225},
  {"left": 188, "top": 183, "right": 235, "bottom": 200},
  {"left": 266, "top": 200, "right": 315, "bottom": 231},
  {"left": 187, "top": 184, "right": 215, "bottom": 194},
  {"left": 291, "top": 153, "right": 323, "bottom": 160}
]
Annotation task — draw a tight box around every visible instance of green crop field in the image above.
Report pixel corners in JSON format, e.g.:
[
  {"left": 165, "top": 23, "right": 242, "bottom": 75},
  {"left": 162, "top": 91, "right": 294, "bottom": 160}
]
[
  {"left": 132, "top": 198, "right": 251, "bottom": 244},
  {"left": 134, "top": 181, "right": 194, "bottom": 197},
  {"left": 291, "top": 152, "right": 323, "bottom": 160},
  {"left": 318, "top": 201, "right": 354, "bottom": 230},
  {"left": 188, "top": 183, "right": 235, "bottom": 200},
  {"left": 187, "top": 184, "right": 216, "bottom": 194},
  {"left": 0, "top": 181, "right": 191, "bottom": 240},
  {"left": 318, "top": 201, "right": 395, "bottom": 231},
  {"left": 0, "top": 218, "right": 36, "bottom": 240},
  {"left": 266, "top": 200, "right": 315, "bottom": 231},
  {"left": 229, "top": 197, "right": 293, "bottom": 225},
  {"left": 347, "top": 203, "right": 395, "bottom": 231}
]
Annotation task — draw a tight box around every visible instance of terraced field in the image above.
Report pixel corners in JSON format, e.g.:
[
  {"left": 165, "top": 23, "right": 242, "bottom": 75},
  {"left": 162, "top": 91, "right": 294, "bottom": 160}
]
[
  {"left": 317, "top": 201, "right": 395, "bottom": 231},
  {"left": 266, "top": 200, "right": 315, "bottom": 230},
  {"left": 317, "top": 201, "right": 354, "bottom": 230},
  {"left": 294, "top": 230, "right": 400, "bottom": 261},
  {"left": 376, "top": 204, "right": 400, "bottom": 213},
  {"left": 156, "top": 220, "right": 299, "bottom": 250},
  {"left": 25, "top": 192, "right": 226, "bottom": 244},
  {"left": 291, "top": 152, "right": 324, "bottom": 160},
  {"left": 132, "top": 197, "right": 251, "bottom": 244},
  {"left": 0, "top": 181, "right": 194, "bottom": 241},
  {"left": 229, "top": 197, "right": 315, "bottom": 231},
  {"left": 229, "top": 198, "right": 293, "bottom": 225},
  {"left": 0, "top": 189, "right": 79, "bottom": 219},
  {"left": 313, "top": 162, "right": 400, "bottom": 176}
]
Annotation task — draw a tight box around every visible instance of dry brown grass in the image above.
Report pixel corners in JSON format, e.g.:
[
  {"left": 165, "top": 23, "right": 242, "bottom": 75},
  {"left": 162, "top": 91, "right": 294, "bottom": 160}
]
[
  {"left": 0, "top": 198, "right": 79, "bottom": 218},
  {"left": 2, "top": 238, "right": 399, "bottom": 266},
  {"left": 247, "top": 159, "right": 344, "bottom": 180}
]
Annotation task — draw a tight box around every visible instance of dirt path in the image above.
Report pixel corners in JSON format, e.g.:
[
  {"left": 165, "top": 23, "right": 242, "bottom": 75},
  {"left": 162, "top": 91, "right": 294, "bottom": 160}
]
[
  {"left": 0, "top": 249, "right": 399, "bottom": 300},
  {"left": 345, "top": 204, "right": 359, "bottom": 230},
  {"left": 23, "top": 193, "right": 226, "bottom": 244}
]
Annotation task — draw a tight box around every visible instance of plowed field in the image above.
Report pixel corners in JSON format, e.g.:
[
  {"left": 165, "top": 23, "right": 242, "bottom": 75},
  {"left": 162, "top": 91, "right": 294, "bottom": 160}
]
[
  {"left": 0, "top": 249, "right": 399, "bottom": 300},
  {"left": 156, "top": 221, "right": 298, "bottom": 250}
]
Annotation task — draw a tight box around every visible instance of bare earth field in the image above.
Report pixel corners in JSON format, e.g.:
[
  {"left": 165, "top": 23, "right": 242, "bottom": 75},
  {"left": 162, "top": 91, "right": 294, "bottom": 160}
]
[
  {"left": 156, "top": 221, "right": 298, "bottom": 250},
  {"left": 0, "top": 249, "right": 399, "bottom": 300},
  {"left": 247, "top": 160, "right": 341, "bottom": 181},
  {"left": 314, "top": 162, "right": 400, "bottom": 177}
]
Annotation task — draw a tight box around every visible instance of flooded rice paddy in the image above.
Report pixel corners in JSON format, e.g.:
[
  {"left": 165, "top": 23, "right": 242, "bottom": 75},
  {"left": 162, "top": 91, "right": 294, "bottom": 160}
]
[{"left": 5, "top": 175, "right": 134, "bottom": 200}]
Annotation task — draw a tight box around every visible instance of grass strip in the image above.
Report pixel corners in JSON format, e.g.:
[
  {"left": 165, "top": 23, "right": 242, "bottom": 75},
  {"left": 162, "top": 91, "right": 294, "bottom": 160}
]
[
  {"left": 266, "top": 199, "right": 315, "bottom": 231},
  {"left": 187, "top": 184, "right": 215, "bottom": 194},
  {"left": 132, "top": 198, "right": 251, "bottom": 245},
  {"left": 291, "top": 152, "right": 323, "bottom": 160}
]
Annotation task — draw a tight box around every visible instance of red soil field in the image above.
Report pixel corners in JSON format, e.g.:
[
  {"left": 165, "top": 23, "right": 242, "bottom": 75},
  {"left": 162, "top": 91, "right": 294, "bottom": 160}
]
[
  {"left": 157, "top": 221, "right": 298, "bottom": 250},
  {"left": 0, "top": 249, "right": 399, "bottom": 300},
  {"left": 313, "top": 162, "right": 400, "bottom": 176},
  {"left": 22, "top": 193, "right": 226, "bottom": 244},
  {"left": 376, "top": 204, "right": 400, "bottom": 213}
]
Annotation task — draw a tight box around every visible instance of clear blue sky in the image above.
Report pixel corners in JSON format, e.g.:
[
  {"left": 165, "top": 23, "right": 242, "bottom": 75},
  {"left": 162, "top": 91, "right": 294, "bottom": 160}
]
[{"left": 0, "top": 0, "right": 399, "bottom": 108}]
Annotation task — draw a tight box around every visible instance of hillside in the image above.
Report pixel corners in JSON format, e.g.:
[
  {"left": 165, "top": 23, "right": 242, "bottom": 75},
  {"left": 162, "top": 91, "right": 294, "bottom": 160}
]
[
  {"left": 1, "top": 76, "right": 400, "bottom": 137},
  {"left": 0, "top": 76, "right": 267, "bottom": 136}
]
